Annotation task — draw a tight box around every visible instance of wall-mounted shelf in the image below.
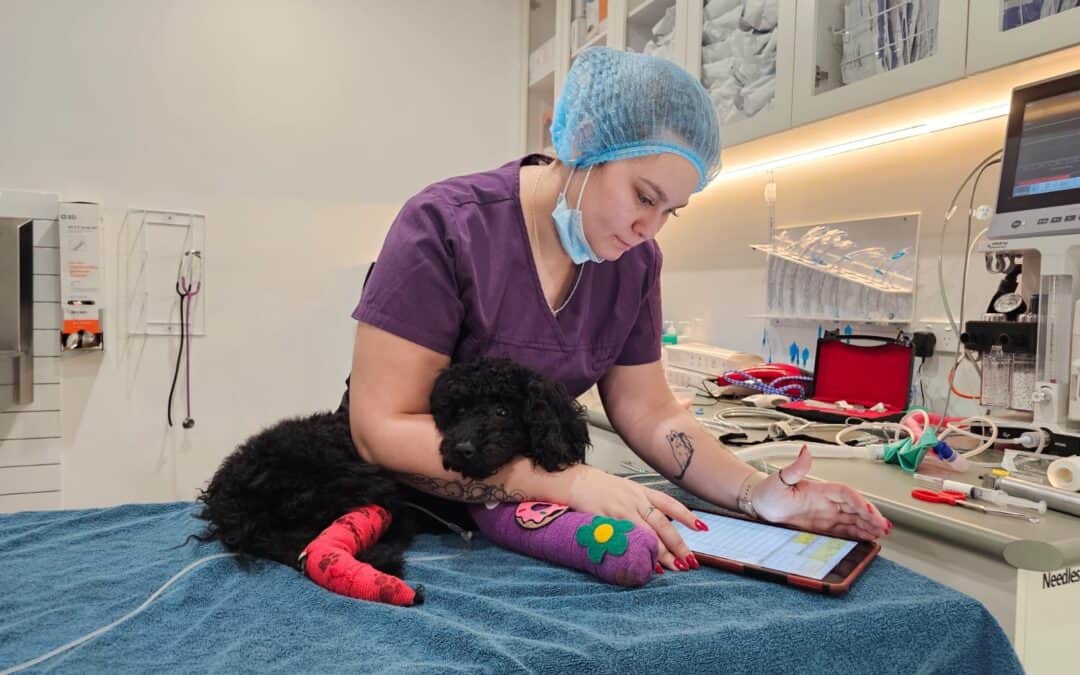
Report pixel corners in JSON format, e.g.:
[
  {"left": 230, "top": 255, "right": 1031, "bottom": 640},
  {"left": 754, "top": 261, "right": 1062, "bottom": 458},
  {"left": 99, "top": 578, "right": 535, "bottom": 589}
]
[
  {"left": 751, "top": 314, "right": 909, "bottom": 325},
  {"left": 757, "top": 213, "right": 920, "bottom": 335},
  {"left": 628, "top": 0, "right": 671, "bottom": 30},
  {"left": 529, "top": 66, "right": 555, "bottom": 90},
  {"left": 750, "top": 243, "right": 913, "bottom": 293},
  {"left": 572, "top": 26, "right": 608, "bottom": 59}
]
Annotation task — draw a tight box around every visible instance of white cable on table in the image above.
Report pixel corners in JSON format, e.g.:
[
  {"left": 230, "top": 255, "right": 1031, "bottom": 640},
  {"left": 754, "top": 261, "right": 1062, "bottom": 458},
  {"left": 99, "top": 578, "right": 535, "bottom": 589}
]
[{"left": 1, "top": 553, "right": 238, "bottom": 675}]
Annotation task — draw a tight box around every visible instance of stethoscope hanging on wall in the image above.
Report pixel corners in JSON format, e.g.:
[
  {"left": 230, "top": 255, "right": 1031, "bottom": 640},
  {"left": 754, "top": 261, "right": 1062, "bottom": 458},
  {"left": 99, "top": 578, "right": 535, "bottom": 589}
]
[{"left": 168, "top": 250, "right": 202, "bottom": 428}]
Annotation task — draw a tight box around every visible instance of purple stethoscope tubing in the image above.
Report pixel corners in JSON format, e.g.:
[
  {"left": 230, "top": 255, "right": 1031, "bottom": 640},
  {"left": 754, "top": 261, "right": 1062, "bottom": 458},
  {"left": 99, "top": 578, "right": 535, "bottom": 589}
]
[{"left": 167, "top": 250, "right": 202, "bottom": 428}]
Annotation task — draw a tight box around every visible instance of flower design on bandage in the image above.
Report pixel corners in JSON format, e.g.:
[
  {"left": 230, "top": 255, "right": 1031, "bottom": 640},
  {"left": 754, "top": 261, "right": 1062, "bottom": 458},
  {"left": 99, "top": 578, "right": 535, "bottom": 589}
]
[{"left": 576, "top": 516, "right": 634, "bottom": 563}]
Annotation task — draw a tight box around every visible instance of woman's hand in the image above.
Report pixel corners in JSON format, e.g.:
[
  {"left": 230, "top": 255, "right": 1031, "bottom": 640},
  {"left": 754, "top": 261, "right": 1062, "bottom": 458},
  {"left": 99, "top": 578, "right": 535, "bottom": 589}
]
[
  {"left": 751, "top": 445, "right": 891, "bottom": 540},
  {"left": 556, "top": 464, "right": 706, "bottom": 572}
]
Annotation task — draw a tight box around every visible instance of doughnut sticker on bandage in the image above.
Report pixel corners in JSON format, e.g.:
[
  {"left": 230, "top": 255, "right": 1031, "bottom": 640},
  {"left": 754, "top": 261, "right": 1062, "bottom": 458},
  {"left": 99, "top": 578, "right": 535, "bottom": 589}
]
[{"left": 515, "top": 501, "right": 570, "bottom": 529}]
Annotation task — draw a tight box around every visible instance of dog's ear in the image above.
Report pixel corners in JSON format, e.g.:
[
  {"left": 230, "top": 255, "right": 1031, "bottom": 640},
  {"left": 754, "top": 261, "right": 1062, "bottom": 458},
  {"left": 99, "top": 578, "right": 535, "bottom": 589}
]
[{"left": 523, "top": 374, "right": 590, "bottom": 471}]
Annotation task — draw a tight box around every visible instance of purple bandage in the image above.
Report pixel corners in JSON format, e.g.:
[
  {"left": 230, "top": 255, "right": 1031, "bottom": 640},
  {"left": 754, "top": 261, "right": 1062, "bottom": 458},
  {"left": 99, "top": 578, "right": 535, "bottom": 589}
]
[{"left": 469, "top": 502, "right": 659, "bottom": 587}]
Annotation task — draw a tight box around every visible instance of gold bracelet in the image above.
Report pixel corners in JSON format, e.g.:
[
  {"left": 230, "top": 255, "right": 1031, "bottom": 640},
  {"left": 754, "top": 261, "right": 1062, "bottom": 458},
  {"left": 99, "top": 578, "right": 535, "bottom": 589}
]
[{"left": 736, "top": 471, "right": 768, "bottom": 519}]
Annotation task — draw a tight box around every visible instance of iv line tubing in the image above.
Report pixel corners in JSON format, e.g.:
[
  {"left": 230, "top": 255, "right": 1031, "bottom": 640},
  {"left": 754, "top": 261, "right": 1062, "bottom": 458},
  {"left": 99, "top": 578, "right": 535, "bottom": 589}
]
[{"left": 1, "top": 554, "right": 238, "bottom": 675}]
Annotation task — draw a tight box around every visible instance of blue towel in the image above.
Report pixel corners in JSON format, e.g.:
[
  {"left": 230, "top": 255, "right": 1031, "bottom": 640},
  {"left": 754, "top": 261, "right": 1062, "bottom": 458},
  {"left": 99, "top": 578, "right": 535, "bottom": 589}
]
[{"left": 1, "top": 502, "right": 1021, "bottom": 674}]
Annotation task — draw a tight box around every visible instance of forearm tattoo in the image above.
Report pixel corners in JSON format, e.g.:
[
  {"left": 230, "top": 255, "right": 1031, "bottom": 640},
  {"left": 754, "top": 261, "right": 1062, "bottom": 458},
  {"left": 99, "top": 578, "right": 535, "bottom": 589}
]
[
  {"left": 667, "top": 430, "right": 695, "bottom": 482},
  {"left": 394, "top": 472, "right": 528, "bottom": 503}
]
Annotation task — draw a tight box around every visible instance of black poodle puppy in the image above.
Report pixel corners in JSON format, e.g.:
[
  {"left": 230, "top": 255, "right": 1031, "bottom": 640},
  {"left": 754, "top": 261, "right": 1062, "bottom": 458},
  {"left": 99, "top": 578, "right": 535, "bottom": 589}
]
[
  {"left": 195, "top": 357, "right": 590, "bottom": 598},
  {"left": 432, "top": 357, "right": 591, "bottom": 479},
  {"left": 194, "top": 409, "right": 418, "bottom": 575}
]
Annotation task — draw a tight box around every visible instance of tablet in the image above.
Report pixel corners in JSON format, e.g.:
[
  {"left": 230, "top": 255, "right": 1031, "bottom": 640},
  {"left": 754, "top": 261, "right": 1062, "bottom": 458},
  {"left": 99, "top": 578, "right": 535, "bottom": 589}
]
[{"left": 673, "top": 509, "right": 880, "bottom": 594}]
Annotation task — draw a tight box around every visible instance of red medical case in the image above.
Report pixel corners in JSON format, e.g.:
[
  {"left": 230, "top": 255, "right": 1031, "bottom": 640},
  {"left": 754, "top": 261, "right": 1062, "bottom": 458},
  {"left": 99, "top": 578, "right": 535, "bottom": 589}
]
[{"left": 777, "top": 332, "right": 915, "bottom": 423}]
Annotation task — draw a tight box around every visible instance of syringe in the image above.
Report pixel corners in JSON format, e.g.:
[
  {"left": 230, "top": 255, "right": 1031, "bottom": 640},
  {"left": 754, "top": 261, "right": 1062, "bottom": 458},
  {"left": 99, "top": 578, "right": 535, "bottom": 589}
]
[{"left": 914, "top": 474, "right": 1047, "bottom": 513}]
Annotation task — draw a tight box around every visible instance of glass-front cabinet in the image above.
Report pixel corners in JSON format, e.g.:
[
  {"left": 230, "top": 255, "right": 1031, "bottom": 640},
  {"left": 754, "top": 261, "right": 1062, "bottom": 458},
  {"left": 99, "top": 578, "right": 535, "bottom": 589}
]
[
  {"left": 624, "top": 0, "right": 684, "bottom": 61},
  {"left": 521, "top": 1, "right": 1080, "bottom": 153},
  {"left": 790, "top": 1, "right": 969, "bottom": 126},
  {"left": 967, "top": 1, "right": 1080, "bottom": 74},
  {"left": 685, "top": 0, "right": 797, "bottom": 145},
  {"left": 525, "top": 0, "right": 568, "bottom": 155},
  {"left": 570, "top": 0, "right": 612, "bottom": 64}
]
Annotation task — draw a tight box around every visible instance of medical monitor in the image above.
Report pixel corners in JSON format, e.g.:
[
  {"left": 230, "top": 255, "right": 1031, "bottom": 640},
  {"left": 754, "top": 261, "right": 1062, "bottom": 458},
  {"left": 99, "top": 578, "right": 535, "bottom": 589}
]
[{"left": 990, "top": 69, "right": 1080, "bottom": 239}]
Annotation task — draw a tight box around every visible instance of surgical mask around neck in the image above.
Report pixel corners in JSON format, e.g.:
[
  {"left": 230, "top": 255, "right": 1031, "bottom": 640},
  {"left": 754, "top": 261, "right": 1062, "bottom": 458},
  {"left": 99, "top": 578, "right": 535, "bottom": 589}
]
[{"left": 552, "top": 165, "right": 604, "bottom": 265}]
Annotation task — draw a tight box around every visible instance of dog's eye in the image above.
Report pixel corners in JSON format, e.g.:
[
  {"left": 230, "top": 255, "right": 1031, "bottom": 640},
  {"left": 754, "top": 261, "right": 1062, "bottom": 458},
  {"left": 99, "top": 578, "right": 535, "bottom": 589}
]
[{"left": 495, "top": 406, "right": 508, "bottom": 417}]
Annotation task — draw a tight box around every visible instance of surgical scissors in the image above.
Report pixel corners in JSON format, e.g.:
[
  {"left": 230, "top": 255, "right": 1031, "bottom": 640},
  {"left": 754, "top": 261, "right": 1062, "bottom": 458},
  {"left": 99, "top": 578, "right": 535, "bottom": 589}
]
[{"left": 911, "top": 489, "right": 1041, "bottom": 523}]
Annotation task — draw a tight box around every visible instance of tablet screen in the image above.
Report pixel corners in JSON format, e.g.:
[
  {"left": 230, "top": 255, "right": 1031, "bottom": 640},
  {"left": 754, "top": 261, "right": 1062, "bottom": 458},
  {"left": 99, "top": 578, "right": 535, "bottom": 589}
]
[{"left": 674, "top": 510, "right": 857, "bottom": 581}]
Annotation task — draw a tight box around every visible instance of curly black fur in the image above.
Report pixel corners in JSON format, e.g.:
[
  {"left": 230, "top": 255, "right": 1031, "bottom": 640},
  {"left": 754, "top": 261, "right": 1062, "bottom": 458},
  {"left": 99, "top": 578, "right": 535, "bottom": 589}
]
[
  {"left": 194, "top": 410, "right": 416, "bottom": 575},
  {"left": 431, "top": 358, "right": 590, "bottom": 479},
  {"left": 195, "top": 357, "right": 590, "bottom": 581}
]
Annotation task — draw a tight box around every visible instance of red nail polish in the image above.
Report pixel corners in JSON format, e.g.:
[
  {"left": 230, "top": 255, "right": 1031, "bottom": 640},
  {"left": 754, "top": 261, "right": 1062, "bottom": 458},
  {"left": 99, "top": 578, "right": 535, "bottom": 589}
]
[
  {"left": 694, "top": 519, "right": 709, "bottom": 532},
  {"left": 675, "top": 559, "right": 689, "bottom": 571},
  {"left": 655, "top": 562, "right": 664, "bottom": 574},
  {"left": 688, "top": 554, "right": 700, "bottom": 570}
]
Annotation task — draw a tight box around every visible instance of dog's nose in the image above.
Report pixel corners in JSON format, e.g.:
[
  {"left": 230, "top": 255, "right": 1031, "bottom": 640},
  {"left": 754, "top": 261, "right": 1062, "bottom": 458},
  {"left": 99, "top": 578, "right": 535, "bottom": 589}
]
[{"left": 453, "top": 441, "right": 476, "bottom": 460}]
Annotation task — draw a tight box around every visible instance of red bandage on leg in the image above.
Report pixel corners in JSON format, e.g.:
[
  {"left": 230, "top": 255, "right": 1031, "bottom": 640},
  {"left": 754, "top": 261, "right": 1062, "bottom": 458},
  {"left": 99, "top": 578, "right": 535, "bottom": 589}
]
[{"left": 301, "top": 505, "right": 421, "bottom": 606}]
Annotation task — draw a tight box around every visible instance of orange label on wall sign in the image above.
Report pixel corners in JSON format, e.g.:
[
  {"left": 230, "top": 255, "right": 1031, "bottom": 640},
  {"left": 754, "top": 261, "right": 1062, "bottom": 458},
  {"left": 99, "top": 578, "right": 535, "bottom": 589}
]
[{"left": 63, "top": 319, "right": 101, "bottom": 334}]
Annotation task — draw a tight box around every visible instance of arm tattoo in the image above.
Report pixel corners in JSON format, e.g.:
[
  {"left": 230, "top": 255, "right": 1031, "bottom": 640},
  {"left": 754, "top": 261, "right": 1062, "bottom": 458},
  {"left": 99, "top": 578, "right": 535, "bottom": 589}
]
[
  {"left": 667, "top": 430, "right": 695, "bottom": 482},
  {"left": 394, "top": 472, "right": 528, "bottom": 503}
]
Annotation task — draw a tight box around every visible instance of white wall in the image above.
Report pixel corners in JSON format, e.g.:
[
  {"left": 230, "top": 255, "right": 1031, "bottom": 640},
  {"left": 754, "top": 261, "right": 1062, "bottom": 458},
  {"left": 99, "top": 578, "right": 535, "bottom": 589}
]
[
  {"left": 0, "top": 0, "right": 523, "bottom": 509},
  {"left": 660, "top": 108, "right": 1012, "bottom": 418}
]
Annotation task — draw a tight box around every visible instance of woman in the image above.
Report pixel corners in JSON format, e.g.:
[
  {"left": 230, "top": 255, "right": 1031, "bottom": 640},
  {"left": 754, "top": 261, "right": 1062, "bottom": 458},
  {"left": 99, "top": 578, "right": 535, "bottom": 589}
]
[{"left": 347, "top": 47, "right": 889, "bottom": 573}]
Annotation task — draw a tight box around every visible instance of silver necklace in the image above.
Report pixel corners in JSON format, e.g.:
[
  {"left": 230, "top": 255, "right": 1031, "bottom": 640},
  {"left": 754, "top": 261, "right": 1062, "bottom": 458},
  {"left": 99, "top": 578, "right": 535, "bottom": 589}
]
[{"left": 529, "top": 165, "right": 583, "bottom": 316}]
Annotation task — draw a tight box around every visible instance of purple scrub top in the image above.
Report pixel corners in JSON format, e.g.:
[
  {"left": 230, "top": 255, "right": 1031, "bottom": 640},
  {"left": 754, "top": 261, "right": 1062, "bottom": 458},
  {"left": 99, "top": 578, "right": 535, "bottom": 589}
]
[{"left": 353, "top": 155, "right": 662, "bottom": 398}]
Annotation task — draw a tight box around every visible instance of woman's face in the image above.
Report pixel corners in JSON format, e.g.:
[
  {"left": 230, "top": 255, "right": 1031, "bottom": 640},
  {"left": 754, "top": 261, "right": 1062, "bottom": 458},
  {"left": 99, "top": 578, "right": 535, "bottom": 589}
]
[{"left": 575, "top": 153, "right": 699, "bottom": 262}]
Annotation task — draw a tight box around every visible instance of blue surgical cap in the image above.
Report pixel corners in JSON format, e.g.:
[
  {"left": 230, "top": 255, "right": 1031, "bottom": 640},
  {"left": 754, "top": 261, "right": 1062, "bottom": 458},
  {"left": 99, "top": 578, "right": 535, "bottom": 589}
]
[{"left": 550, "top": 47, "right": 722, "bottom": 191}]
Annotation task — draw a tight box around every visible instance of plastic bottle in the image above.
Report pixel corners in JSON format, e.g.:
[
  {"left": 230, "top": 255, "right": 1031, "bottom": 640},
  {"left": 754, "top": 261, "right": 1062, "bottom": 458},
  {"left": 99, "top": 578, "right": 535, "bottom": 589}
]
[{"left": 981, "top": 345, "right": 1011, "bottom": 409}]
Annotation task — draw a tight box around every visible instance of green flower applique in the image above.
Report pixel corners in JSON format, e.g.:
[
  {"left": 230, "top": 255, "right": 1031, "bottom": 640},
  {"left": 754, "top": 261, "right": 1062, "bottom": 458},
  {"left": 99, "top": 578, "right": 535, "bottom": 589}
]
[{"left": 576, "top": 516, "right": 634, "bottom": 563}]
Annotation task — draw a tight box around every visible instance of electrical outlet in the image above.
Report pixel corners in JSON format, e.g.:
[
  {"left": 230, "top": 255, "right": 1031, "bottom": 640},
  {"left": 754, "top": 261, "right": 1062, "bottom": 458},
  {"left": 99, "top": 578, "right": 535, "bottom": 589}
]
[{"left": 918, "top": 321, "right": 960, "bottom": 355}]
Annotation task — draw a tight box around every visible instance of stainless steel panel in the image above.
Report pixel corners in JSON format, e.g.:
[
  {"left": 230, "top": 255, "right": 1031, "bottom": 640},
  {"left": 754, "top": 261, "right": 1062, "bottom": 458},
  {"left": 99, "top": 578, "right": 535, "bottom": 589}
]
[{"left": 1, "top": 217, "right": 34, "bottom": 408}]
